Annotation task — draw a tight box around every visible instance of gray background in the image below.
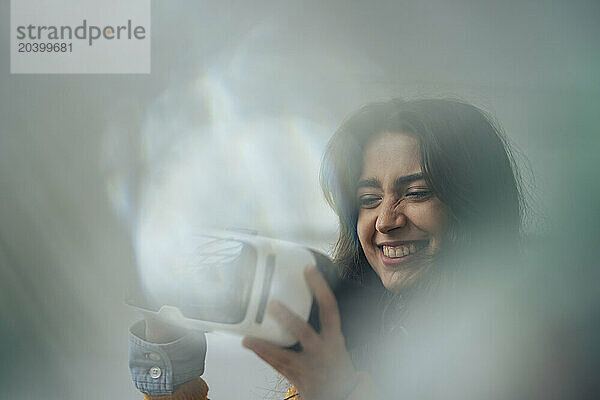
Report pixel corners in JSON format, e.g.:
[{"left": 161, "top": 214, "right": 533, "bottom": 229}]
[{"left": 1, "top": 0, "right": 599, "bottom": 399}]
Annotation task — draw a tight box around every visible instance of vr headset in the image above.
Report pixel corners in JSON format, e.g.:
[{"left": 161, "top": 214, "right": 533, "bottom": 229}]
[{"left": 128, "top": 229, "right": 381, "bottom": 348}]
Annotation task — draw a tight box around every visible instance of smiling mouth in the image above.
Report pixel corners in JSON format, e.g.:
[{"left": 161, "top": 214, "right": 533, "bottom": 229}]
[{"left": 379, "top": 241, "right": 429, "bottom": 260}]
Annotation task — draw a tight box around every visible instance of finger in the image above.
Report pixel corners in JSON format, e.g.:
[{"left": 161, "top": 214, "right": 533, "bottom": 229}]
[
  {"left": 242, "top": 337, "right": 297, "bottom": 378},
  {"left": 304, "top": 265, "right": 341, "bottom": 335},
  {"left": 268, "top": 300, "right": 320, "bottom": 350}
]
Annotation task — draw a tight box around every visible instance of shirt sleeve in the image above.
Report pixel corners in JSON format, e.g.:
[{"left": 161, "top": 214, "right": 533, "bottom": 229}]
[{"left": 129, "top": 320, "right": 207, "bottom": 396}]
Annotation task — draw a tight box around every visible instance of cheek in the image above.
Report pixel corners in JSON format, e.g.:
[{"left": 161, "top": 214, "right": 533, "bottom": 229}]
[
  {"left": 406, "top": 200, "right": 449, "bottom": 237},
  {"left": 430, "top": 200, "right": 450, "bottom": 235},
  {"left": 356, "top": 212, "right": 375, "bottom": 251}
]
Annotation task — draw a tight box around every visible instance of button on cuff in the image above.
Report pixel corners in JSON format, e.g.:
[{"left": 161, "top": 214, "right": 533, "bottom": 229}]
[
  {"left": 129, "top": 320, "right": 206, "bottom": 395},
  {"left": 149, "top": 365, "right": 162, "bottom": 379}
]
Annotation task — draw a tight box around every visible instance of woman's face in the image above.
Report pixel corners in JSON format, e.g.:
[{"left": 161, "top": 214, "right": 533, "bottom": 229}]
[{"left": 356, "top": 132, "right": 449, "bottom": 291}]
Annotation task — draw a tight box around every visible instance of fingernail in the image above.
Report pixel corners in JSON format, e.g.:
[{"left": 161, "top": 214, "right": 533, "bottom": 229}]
[
  {"left": 267, "top": 300, "right": 283, "bottom": 315},
  {"left": 242, "top": 337, "right": 254, "bottom": 349},
  {"left": 305, "top": 265, "right": 318, "bottom": 275}
]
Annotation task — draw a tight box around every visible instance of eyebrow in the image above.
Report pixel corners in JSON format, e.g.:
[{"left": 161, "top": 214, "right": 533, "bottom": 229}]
[{"left": 356, "top": 172, "right": 425, "bottom": 190}]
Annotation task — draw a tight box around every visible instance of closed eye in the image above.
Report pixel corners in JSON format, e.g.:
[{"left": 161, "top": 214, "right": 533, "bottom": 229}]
[
  {"left": 358, "top": 194, "right": 382, "bottom": 209},
  {"left": 405, "top": 190, "right": 432, "bottom": 200}
]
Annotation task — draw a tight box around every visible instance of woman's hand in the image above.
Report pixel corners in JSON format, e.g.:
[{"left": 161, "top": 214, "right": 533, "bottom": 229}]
[{"left": 243, "top": 266, "right": 358, "bottom": 400}]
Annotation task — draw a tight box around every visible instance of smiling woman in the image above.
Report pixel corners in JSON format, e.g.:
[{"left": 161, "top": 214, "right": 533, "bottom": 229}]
[
  {"left": 320, "top": 99, "right": 524, "bottom": 290},
  {"left": 356, "top": 132, "right": 450, "bottom": 291},
  {"left": 128, "top": 98, "right": 526, "bottom": 400}
]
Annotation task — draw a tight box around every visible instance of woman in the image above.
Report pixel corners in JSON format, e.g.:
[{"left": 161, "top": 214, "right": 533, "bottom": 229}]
[{"left": 129, "top": 98, "right": 524, "bottom": 400}]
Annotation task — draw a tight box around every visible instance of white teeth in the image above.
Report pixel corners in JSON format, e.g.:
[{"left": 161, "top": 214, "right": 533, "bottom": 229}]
[{"left": 382, "top": 243, "right": 424, "bottom": 259}]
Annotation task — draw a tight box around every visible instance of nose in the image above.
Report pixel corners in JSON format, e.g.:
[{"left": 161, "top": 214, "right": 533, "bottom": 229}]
[{"left": 375, "top": 200, "right": 408, "bottom": 234}]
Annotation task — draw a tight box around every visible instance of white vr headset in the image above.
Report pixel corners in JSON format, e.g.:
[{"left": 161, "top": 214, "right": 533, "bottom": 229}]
[{"left": 129, "top": 229, "right": 373, "bottom": 347}]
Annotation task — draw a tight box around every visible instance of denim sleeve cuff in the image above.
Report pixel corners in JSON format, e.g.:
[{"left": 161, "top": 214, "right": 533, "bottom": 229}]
[{"left": 128, "top": 320, "right": 207, "bottom": 396}]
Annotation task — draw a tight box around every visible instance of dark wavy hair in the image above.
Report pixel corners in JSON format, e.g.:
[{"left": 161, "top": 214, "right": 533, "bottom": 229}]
[{"left": 320, "top": 98, "right": 525, "bottom": 286}]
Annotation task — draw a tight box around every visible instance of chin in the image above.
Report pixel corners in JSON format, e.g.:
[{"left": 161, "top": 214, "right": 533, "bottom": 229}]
[{"left": 381, "top": 268, "right": 423, "bottom": 292}]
